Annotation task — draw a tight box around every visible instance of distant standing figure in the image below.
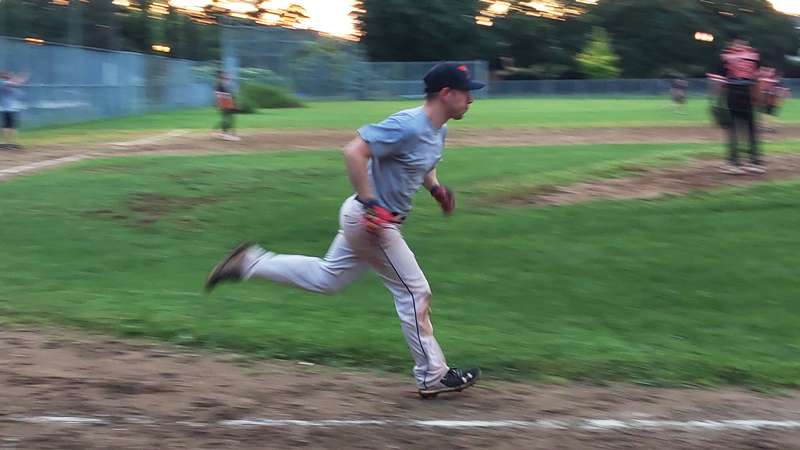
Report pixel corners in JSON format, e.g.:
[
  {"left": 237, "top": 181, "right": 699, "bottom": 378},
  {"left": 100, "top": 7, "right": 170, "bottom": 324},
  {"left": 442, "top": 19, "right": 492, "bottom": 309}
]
[
  {"left": 719, "top": 40, "right": 763, "bottom": 175},
  {"left": 215, "top": 71, "right": 240, "bottom": 142},
  {"left": 0, "top": 71, "right": 29, "bottom": 150},
  {"left": 670, "top": 75, "right": 689, "bottom": 114}
]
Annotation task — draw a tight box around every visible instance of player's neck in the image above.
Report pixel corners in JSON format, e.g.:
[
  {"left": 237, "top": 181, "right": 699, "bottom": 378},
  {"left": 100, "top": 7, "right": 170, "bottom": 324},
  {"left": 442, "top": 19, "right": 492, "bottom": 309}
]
[{"left": 422, "top": 102, "right": 449, "bottom": 129}]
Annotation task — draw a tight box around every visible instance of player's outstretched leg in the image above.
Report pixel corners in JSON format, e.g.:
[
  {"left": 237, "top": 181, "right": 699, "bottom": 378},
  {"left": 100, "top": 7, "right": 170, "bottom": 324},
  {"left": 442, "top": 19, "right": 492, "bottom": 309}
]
[{"left": 418, "top": 367, "right": 481, "bottom": 399}]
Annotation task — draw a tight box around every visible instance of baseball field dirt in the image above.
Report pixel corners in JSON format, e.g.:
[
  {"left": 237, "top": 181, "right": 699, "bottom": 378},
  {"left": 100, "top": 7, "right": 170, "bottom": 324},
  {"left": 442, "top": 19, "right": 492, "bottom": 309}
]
[{"left": 2, "top": 327, "right": 800, "bottom": 450}]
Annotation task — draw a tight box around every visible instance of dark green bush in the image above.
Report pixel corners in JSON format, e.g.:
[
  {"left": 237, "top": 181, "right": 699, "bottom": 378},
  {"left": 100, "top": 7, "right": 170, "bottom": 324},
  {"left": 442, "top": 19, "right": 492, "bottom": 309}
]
[{"left": 239, "top": 82, "right": 304, "bottom": 109}]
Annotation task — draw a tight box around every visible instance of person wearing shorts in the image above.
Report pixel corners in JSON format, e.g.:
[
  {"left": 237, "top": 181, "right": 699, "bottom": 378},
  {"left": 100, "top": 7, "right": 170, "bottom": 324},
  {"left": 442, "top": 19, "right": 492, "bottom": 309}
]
[{"left": 0, "top": 71, "right": 28, "bottom": 150}]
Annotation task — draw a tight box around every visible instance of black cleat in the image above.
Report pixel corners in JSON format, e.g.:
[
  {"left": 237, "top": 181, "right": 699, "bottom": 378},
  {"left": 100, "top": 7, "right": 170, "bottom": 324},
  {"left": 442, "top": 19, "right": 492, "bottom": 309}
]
[
  {"left": 204, "top": 242, "right": 255, "bottom": 293},
  {"left": 418, "top": 367, "right": 480, "bottom": 399}
]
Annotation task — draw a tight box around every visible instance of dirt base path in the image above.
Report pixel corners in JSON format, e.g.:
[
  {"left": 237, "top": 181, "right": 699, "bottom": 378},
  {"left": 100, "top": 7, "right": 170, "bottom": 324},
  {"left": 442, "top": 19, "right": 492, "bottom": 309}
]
[
  {"left": 2, "top": 124, "right": 800, "bottom": 174},
  {"left": 1, "top": 327, "right": 799, "bottom": 449},
  {"left": 504, "top": 153, "right": 800, "bottom": 206}
]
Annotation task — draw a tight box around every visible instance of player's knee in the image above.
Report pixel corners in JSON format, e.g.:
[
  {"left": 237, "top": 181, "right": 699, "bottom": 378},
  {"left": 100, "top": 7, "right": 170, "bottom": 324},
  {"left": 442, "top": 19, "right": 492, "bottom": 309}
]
[
  {"left": 418, "top": 286, "right": 432, "bottom": 303},
  {"left": 409, "top": 282, "right": 432, "bottom": 304},
  {"left": 395, "top": 285, "right": 432, "bottom": 322},
  {"left": 315, "top": 278, "right": 347, "bottom": 295}
]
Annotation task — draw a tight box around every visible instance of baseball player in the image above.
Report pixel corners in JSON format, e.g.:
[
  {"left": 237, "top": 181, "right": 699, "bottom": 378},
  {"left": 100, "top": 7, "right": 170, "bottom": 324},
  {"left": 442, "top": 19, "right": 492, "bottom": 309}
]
[
  {"left": 719, "top": 40, "right": 763, "bottom": 175},
  {"left": 0, "top": 71, "right": 28, "bottom": 150},
  {"left": 215, "top": 71, "right": 240, "bottom": 142},
  {"left": 205, "top": 63, "right": 484, "bottom": 398},
  {"left": 670, "top": 74, "right": 689, "bottom": 115}
]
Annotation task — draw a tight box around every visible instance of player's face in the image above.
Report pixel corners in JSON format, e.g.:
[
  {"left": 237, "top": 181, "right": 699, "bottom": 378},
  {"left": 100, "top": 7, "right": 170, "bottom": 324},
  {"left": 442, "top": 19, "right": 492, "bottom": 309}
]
[{"left": 443, "top": 89, "right": 473, "bottom": 120}]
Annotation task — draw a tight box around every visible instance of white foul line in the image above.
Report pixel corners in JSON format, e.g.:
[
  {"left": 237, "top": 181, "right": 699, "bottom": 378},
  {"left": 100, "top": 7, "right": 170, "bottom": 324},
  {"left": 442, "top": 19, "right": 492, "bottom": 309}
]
[
  {"left": 110, "top": 129, "right": 189, "bottom": 147},
  {"left": 6, "top": 416, "right": 800, "bottom": 432},
  {"left": 0, "top": 155, "right": 91, "bottom": 179},
  {"left": 0, "top": 130, "right": 191, "bottom": 181}
]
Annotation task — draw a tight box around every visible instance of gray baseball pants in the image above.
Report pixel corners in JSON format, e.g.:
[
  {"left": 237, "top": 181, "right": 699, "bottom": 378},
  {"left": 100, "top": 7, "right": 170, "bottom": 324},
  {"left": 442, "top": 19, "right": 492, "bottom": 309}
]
[{"left": 243, "top": 195, "right": 448, "bottom": 389}]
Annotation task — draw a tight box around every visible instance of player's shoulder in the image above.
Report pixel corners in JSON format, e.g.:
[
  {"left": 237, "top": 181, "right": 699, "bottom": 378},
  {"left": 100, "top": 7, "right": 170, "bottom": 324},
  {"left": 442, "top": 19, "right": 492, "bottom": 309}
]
[
  {"left": 386, "top": 106, "right": 425, "bottom": 124},
  {"left": 380, "top": 106, "right": 428, "bottom": 133}
]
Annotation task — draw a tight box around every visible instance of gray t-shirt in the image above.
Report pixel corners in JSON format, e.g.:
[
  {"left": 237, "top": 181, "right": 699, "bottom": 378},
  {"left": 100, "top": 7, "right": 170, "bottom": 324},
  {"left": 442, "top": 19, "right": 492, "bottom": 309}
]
[
  {"left": 0, "top": 80, "right": 23, "bottom": 112},
  {"left": 357, "top": 106, "right": 447, "bottom": 215}
]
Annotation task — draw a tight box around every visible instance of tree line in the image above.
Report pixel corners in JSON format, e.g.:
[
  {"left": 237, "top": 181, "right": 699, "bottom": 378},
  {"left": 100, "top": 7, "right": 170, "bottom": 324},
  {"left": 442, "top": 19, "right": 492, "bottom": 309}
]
[
  {"left": 353, "top": 0, "right": 800, "bottom": 78},
  {"left": 1, "top": 0, "right": 798, "bottom": 78}
]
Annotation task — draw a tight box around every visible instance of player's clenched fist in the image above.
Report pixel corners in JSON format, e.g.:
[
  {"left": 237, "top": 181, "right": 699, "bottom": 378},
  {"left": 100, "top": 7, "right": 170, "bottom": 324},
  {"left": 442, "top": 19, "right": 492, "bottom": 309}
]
[
  {"left": 360, "top": 198, "right": 400, "bottom": 235},
  {"left": 430, "top": 185, "right": 455, "bottom": 215}
]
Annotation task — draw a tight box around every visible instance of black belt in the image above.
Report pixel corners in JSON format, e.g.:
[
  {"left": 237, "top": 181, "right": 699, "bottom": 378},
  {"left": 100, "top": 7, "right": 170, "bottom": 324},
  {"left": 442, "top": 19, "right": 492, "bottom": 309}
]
[{"left": 355, "top": 196, "right": 406, "bottom": 221}]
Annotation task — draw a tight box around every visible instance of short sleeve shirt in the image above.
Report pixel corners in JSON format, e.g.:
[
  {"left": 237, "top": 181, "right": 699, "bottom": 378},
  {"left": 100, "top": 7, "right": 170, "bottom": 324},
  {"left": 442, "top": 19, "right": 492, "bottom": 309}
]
[{"left": 357, "top": 106, "right": 447, "bottom": 215}]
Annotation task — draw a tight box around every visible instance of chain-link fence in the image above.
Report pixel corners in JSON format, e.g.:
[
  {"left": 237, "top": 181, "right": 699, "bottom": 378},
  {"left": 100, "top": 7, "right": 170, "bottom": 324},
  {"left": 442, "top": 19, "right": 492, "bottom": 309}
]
[
  {"left": 359, "top": 61, "right": 490, "bottom": 100},
  {"left": 0, "top": 36, "right": 213, "bottom": 128},
  {"left": 226, "top": 26, "right": 797, "bottom": 100},
  {"left": 490, "top": 78, "right": 800, "bottom": 97},
  {"left": 221, "top": 24, "right": 364, "bottom": 98},
  {"left": 5, "top": 29, "right": 799, "bottom": 129},
  {"left": 221, "top": 25, "right": 490, "bottom": 100}
]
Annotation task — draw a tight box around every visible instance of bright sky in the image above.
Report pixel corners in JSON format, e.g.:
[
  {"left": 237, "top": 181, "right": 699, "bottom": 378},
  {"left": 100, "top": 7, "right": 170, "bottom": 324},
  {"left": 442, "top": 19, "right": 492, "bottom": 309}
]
[
  {"left": 169, "top": 0, "right": 357, "bottom": 36},
  {"left": 167, "top": 0, "right": 798, "bottom": 38},
  {"left": 270, "top": 0, "right": 357, "bottom": 37},
  {"left": 769, "top": 0, "right": 800, "bottom": 15}
]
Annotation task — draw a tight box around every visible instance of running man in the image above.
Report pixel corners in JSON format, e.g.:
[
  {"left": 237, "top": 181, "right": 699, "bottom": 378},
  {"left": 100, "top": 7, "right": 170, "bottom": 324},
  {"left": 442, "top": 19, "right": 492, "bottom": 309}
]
[{"left": 205, "top": 63, "right": 485, "bottom": 398}]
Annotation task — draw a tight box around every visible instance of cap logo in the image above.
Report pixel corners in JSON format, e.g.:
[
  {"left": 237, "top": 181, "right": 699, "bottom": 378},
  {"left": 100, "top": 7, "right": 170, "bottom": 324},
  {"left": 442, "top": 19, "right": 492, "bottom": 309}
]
[{"left": 457, "top": 65, "right": 469, "bottom": 74}]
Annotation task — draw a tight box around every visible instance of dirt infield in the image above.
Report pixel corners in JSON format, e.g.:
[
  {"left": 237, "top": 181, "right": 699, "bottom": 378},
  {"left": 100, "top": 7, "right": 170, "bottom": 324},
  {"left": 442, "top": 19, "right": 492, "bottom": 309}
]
[
  {"left": 2, "top": 327, "right": 800, "bottom": 450},
  {"left": 502, "top": 153, "right": 800, "bottom": 206},
  {"left": 3, "top": 124, "right": 800, "bottom": 173}
]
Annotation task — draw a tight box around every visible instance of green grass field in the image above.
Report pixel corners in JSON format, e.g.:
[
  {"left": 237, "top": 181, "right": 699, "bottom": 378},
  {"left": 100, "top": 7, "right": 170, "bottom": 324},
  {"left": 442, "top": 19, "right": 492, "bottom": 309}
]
[
  {"left": 2, "top": 139, "right": 800, "bottom": 388},
  {"left": 21, "top": 96, "right": 800, "bottom": 145}
]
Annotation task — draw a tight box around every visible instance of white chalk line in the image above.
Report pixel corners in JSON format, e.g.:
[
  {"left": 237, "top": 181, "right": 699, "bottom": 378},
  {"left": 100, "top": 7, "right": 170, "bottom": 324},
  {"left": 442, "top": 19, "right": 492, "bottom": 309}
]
[
  {"left": 0, "top": 155, "right": 92, "bottom": 178},
  {"left": 0, "top": 130, "right": 192, "bottom": 181},
  {"left": 110, "top": 129, "right": 189, "bottom": 147},
  {"left": 5, "top": 416, "right": 800, "bottom": 432}
]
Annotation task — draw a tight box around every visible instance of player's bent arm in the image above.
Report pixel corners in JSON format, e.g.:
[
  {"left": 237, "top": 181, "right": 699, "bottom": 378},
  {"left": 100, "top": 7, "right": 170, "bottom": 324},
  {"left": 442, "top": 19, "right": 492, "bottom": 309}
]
[
  {"left": 344, "top": 136, "right": 375, "bottom": 201},
  {"left": 423, "top": 168, "right": 441, "bottom": 192}
]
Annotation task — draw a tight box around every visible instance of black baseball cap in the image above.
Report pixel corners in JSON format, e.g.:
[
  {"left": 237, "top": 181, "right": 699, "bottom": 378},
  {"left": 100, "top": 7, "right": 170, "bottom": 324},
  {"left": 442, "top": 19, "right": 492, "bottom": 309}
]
[{"left": 424, "top": 63, "right": 486, "bottom": 93}]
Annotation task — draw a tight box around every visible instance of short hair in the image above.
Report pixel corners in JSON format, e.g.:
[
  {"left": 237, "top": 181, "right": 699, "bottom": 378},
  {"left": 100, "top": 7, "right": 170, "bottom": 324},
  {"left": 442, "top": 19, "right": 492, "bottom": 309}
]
[{"left": 425, "top": 91, "right": 440, "bottom": 101}]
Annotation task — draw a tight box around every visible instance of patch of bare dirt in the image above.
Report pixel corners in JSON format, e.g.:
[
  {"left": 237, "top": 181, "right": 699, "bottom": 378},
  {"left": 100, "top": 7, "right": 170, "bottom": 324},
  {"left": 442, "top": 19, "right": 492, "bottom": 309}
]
[
  {"left": 1, "top": 327, "right": 799, "bottom": 449},
  {"left": 80, "top": 192, "right": 218, "bottom": 228},
  {"left": 127, "top": 192, "right": 218, "bottom": 216},
  {"left": 504, "top": 153, "right": 800, "bottom": 206}
]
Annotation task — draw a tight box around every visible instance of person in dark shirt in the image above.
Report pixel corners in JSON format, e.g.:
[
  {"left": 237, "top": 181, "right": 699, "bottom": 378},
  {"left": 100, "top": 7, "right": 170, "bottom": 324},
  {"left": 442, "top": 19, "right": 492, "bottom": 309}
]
[{"left": 719, "top": 40, "right": 763, "bottom": 174}]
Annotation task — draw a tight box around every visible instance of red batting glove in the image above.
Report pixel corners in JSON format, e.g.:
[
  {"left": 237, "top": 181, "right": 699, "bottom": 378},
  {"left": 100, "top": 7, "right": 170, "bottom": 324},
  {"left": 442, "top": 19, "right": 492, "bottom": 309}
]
[
  {"left": 430, "top": 185, "right": 455, "bottom": 215},
  {"left": 361, "top": 199, "right": 400, "bottom": 235}
]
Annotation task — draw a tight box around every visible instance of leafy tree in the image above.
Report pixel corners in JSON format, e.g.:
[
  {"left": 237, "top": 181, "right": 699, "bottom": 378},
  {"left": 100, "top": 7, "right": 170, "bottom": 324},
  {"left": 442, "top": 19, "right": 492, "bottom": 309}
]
[
  {"left": 589, "top": 0, "right": 798, "bottom": 77},
  {"left": 482, "top": 9, "right": 592, "bottom": 77},
  {"left": 352, "top": 0, "right": 482, "bottom": 61},
  {"left": 576, "top": 26, "right": 621, "bottom": 79},
  {"left": 120, "top": 6, "right": 151, "bottom": 53},
  {"left": 81, "top": 0, "right": 123, "bottom": 49}
]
